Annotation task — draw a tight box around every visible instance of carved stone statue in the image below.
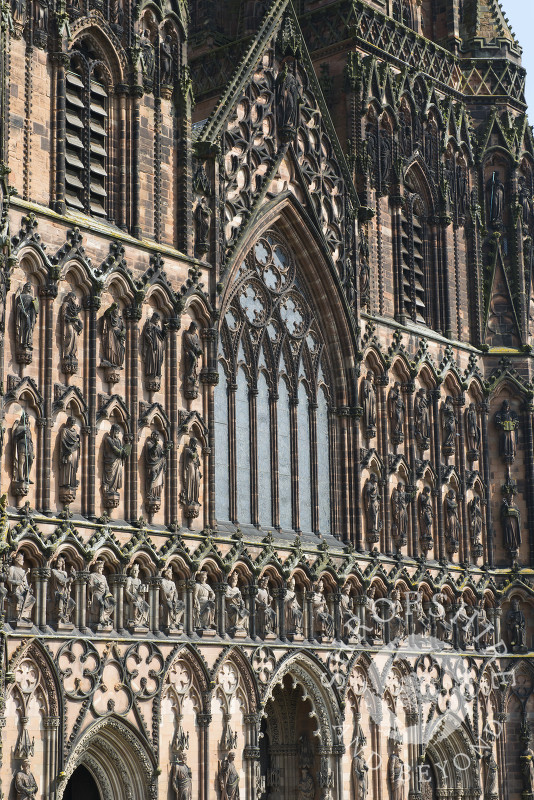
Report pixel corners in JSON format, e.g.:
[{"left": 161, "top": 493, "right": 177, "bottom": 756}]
[
  {"left": 160, "top": 567, "right": 185, "bottom": 631},
  {"left": 171, "top": 750, "right": 192, "bottom": 800},
  {"left": 364, "top": 473, "right": 382, "bottom": 543},
  {"left": 465, "top": 403, "right": 480, "bottom": 456},
  {"left": 125, "top": 563, "right": 149, "bottom": 629},
  {"left": 414, "top": 388, "right": 430, "bottom": 451},
  {"left": 418, "top": 487, "right": 433, "bottom": 551},
  {"left": 256, "top": 576, "right": 276, "bottom": 638},
  {"left": 365, "top": 585, "right": 383, "bottom": 642},
  {"left": 14, "top": 282, "right": 39, "bottom": 362},
  {"left": 494, "top": 400, "right": 519, "bottom": 465},
  {"left": 194, "top": 197, "right": 211, "bottom": 255},
  {"left": 12, "top": 412, "right": 34, "bottom": 493},
  {"left": 413, "top": 591, "right": 430, "bottom": 636},
  {"left": 388, "top": 588, "right": 406, "bottom": 641},
  {"left": 50, "top": 556, "right": 75, "bottom": 625},
  {"left": 388, "top": 745, "right": 405, "bottom": 800},
  {"left": 59, "top": 416, "right": 80, "bottom": 504},
  {"left": 432, "top": 592, "right": 452, "bottom": 643},
  {"left": 59, "top": 291, "right": 83, "bottom": 372},
  {"left": 140, "top": 312, "right": 166, "bottom": 391},
  {"left": 352, "top": 747, "right": 368, "bottom": 800},
  {"left": 506, "top": 598, "right": 527, "bottom": 653},
  {"left": 225, "top": 572, "right": 249, "bottom": 635},
  {"left": 341, "top": 584, "right": 358, "bottom": 640},
  {"left": 456, "top": 603, "right": 474, "bottom": 649},
  {"left": 159, "top": 35, "right": 173, "bottom": 85},
  {"left": 183, "top": 321, "right": 203, "bottom": 398},
  {"left": 468, "top": 495, "right": 483, "bottom": 549},
  {"left": 388, "top": 382, "right": 405, "bottom": 443},
  {"left": 102, "top": 424, "right": 129, "bottom": 507},
  {"left": 297, "top": 767, "right": 315, "bottom": 800},
  {"left": 359, "top": 232, "right": 370, "bottom": 305},
  {"left": 311, "top": 579, "right": 334, "bottom": 640},
  {"left": 88, "top": 560, "right": 116, "bottom": 628},
  {"left": 218, "top": 751, "right": 240, "bottom": 800},
  {"left": 14, "top": 760, "right": 38, "bottom": 800},
  {"left": 380, "top": 129, "right": 392, "bottom": 186},
  {"left": 360, "top": 371, "right": 377, "bottom": 438},
  {"left": 276, "top": 63, "right": 300, "bottom": 136},
  {"left": 144, "top": 430, "right": 169, "bottom": 513},
  {"left": 487, "top": 174, "right": 505, "bottom": 226},
  {"left": 139, "top": 29, "right": 155, "bottom": 86},
  {"left": 193, "top": 570, "right": 215, "bottom": 630},
  {"left": 521, "top": 744, "right": 534, "bottom": 794},
  {"left": 181, "top": 437, "right": 201, "bottom": 520},
  {"left": 391, "top": 483, "right": 409, "bottom": 549},
  {"left": 519, "top": 176, "right": 532, "bottom": 229},
  {"left": 444, "top": 489, "right": 460, "bottom": 554},
  {"left": 501, "top": 493, "right": 521, "bottom": 555},
  {"left": 441, "top": 396, "right": 457, "bottom": 454},
  {"left": 101, "top": 303, "right": 126, "bottom": 381},
  {"left": 285, "top": 576, "right": 303, "bottom": 636},
  {"left": 7, "top": 551, "right": 35, "bottom": 623}
]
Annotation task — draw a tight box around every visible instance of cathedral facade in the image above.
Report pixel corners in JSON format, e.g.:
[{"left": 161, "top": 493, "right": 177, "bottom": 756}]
[{"left": 1, "top": 0, "right": 534, "bottom": 799}]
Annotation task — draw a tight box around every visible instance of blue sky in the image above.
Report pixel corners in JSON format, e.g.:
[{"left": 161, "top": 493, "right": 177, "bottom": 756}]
[{"left": 500, "top": 0, "right": 534, "bottom": 113}]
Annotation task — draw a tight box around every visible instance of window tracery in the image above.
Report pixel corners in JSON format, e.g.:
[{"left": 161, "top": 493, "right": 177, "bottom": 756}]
[{"left": 215, "top": 230, "right": 331, "bottom": 534}]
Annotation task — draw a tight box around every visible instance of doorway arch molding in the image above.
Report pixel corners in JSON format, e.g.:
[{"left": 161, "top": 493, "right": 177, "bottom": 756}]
[{"left": 58, "top": 716, "right": 157, "bottom": 800}]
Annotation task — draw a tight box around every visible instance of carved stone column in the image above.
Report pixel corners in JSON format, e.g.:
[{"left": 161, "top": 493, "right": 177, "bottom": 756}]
[
  {"left": 306, "top": 590, "right": 315, "bottom": 642},
  {"left": 274, "top": 586, "right": 286, "bottom": 641},
  {"left": 148, "top": 575, "right": 162, "bottom": 635},
  {"left": 109, "top": 573, "right": 127, "bottom": 635},
  {"left": 215, "top": 582, "right": 226, "bottom": 637},
  {"left": 480, "top": 399, "right": 493, "bottom": 566},
  {"left": 31, "top": 567, "right": 50, "bottom": 631},
  {"left": 74, "top": 570, "right": 90, "bottom": 633},
  {"left": 185, "top": 578, "right": 195, "bottom": 637}
]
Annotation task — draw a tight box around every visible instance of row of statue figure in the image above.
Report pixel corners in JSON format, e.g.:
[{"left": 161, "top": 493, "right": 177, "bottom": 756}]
[
  {"left": 11, "top": 284, "right": 203, "bottom": 396},
  {"left": 360, "top": 374, "right": 518, "bottom": 465},
  {"left": 3, "top": 551, "right": 526, "bottom": 652},
  {"left": 10, "top": 411, "right": 202, "bottom": 517}
]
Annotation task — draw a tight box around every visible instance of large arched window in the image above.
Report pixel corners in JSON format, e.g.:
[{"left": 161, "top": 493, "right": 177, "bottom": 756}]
[
  {"left": 215, "top": 230, "right": 332, "bottom": 535},
  {"left": 401, "top": 193, "right": 428, "bottom": 324}
]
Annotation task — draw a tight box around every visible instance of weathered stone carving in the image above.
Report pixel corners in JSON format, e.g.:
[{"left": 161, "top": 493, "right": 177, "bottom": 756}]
[
  {"left": 225, "top": 572, "right": 249, "bottom": 636},
  {"left": 14, "top": 760, "right": 38, "bottom": 800},
  {"left": 364, "top": 473, "right": 382, "bottom": 544},
  {"left": 160, "top": 567, "right": 185, "bottom": 632},
  {"left": 159, "top": 35, "right": 174, "bottom": 86},
  {"left": 125, "top": 563, "right": 149, "bottom": 630},
  {"left": 181, "top": 436, "right": 201, "bottom": 521},
  {"left": 193, "top": 570, "right": 216, "bottom": 632},
  {"left": 59, "top": 416, "right": 81, "bottom": 505},
  {"left": 414, "top": 388, "right": 430, "bottom": 452},
  {"left": 387, "top": 382, "right": 405, "bottom": 444},
  {"left": 418, "top": 487, "right": 433, "bottom": 552},
  {"left": 194, "top": 197, "right": 211, "bottom": 256},
  {"left": 139, "top": 29, "right": 155, "bottom": 88},
  {"left": 171, "top": 750, "right": 192, "bottom": 800},
  {"left": 365, "top": 585, "right": 382, "bottom": 642},
  {"left": 183, "top": 321, "right": 203, "bottom": 399},
  {"left": 144, "top": 430, "right": 169, "bottom": 514},
  {"left": 284, "top": 575, "right": 303, "bottom": 638},
  {"left": 341, "top": 584, "right": 358, "bottom": 641},
  {"left": 7, "top": 551, "right": 35, "bottom": 624},
  {"left": 519, "top": 176, "right": 532, "bottom": 229},
  {"left": 388, "top": 588, "right": 406, "bottom": 641},
  {"left": 140, "top": 311, "right": 166, "bottom": 391},
  {"left": 444, "top": 489, "right": 460, "bottom": 555},
  {"left": 217, "top": 751, "right": 240, "bottom": 800},
  {"left": 14, "top": 283, "right": 39, "bottom": 364},
  {"left": 501, "top": 489, "right": 521, "bottom": 557},
  {"left": 11, "top": 412, "right": 34, "bottom": 496},
  {"left": 441, "top": 396, "right": 456, "bottom": 456},
  {"left": 256, "top": 576, "right": 276, "bottom": 639},
  {"left": 521, "top": 743, "right": 534, "bottom": 794},
  {"left": 352, "top": 743, "right": 368, "bottom": 800},
  {"left": 59, "top": 291, "right": 83, "bottom": 373},
  {"left": 468, "top": 495, "right": 483, "bottom": 557},
  {"left": 102, "top": 424, "right": 130, "bottom": 508},
  {"left": 487, "top": 173, "right": 505, "bottom": 227},
  {"left": 311, "top": 579, "right": 334, "bottom": 641},
  {"left": 276, "top": 62, "right": 300, "bottom": 139},
  {"left": 50, "top": 555, "right": 75, "bottom": 626},
  {"left": 297, "top": 767, "right": 315, "bottom": 800},
  {"left": 388, "top": 742, "right": 405, "bottom": 800},
  {"left": 412, "top": 591, "right": 429, "bottom": 636},
  {"left": 494, "top": 400, "right": 519, "bottom": 466},
  {"left": 101, "top": 303, "right": 126, "bottom": 383},
  {"left": 360, "top": 371, "right": 377, "bottom": 439},
  {"left": 507, "top": 597, "right": 527, "bottom": 653},
  {"left": 432, "top": 592, "right": 452, "bottom": 644},
  {"left": 465, "top": 403, "right": 480, "bottom": 458},
  {"left": 391, "top": 483, "right": 409, "bottom": 550},
  {"left": 88, "top": 560, "right": 116, "bottom": 629}
]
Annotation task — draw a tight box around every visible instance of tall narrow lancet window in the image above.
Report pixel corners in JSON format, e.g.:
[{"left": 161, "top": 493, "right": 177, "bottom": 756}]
[
  {"left": 401, "top": 190, "right": 430, "bottom": 325},
  {"left": 215, "top": 231, "right": 332, "bottom": 534}
]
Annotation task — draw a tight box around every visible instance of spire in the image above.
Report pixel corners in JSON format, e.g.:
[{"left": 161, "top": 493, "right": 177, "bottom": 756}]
[{"left": 460, "top": 0, "right": 520, "bottom": 58}]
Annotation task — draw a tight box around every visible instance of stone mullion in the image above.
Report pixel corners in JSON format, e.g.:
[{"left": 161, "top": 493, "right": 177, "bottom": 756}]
[
  {"left": 227, "top": 382, "right": 237, "bottom": 523},
  {"left": 83, "top": 294, "right": 100, "bottom": 519},
  {"left": 125, "top": 305, "right": 141, "bottom": 522},
  {"left": 404, "top": 381, "right": 417, "bottom": 558},
  {"left": 249, "top": 388, "right": 259, "bottom": 527},
  {"left": 390, "top": 195, "right": 405, "bottom": 322},
  {"left": 329, "top": 410, "right": 339, "bottom": 537},
  {"left": 270, "top": 391, "right": 279, "bottom": 529},
  {"left": 41, "top": 285, "right": 57, "bottom": 513},
  {"left": 480, "top": 400, "right": 493, "bottom": 567},
  {"left": 431, "top": 389, "right": 445, "bottom": 560},
  {"left": 456, "top": 396, "right": 469, "bottom": 564},
  {"left": 523, "top": 403, "right": 534, "bottom": 567},
  {"left": 308, "top": 401, "right": 319, "bottom": 533},
  {"left": 290, "top": 398, "right": 299, "bottom": 532}
]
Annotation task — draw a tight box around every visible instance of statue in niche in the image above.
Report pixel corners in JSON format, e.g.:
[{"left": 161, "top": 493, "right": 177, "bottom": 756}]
[
  {"left": 139, "top": 29, "right": 155, "bottom": 85},
  {"left": 398, "top": 109, "right": 412, "bottom": 157},
  {"left": 140, "top": 311, "right": 166, "bottom": 391},
  {"left": 380, "top": 129, "right": 392, "bottom": 186},
  {"left": 352, "top": 744, "right": 368, "bottom": 800},
  {"left": 519, "top": 176, "right": 532, "bottom": 229},
  {"left": 276, "top": 62, "right": 300, "bottom": 135},
  {"left": 102, "top": 424, "right": 129, "bottom": 507},
  {"left": 507, "top": 597, "right": 527, "bottom": 653},
  {"left": 14, "top": 760, "right": 38, "bottom": 800},
  {"left": 225, "top": 572, "right": 249, "bottom": 634},
  {"left": 414, "top": 388, "right": 430, "bottom": 451},
  {"left": 11, "top": 0, "right": 26, "bottom": 24},
  {"left": 521, "top": 743, "right": 534, "bottom": 794},
  {"left": 391, "top": 483, "right": 409, "bottom": 549},
  {"left": 33, "top": 0, "right": 48, "bottom": 35},
  {"left": 468, "top": 496, "right": 483, "bottom": 549},
  {"left": 456, "top": 603, "right": 474, "bottom": 649},
  {"left": 11, "top": 412, "right": 34, "bottom": 493},
  {"left": 194, "top": 197, "right": 211, "bottom": 255},
  {"left": 159, "top": 35, "right": 173, "bottom": 85},
  {"left": 484, "top": 751, "right": 498, "bottom": 797},
  {"left": 456, "top": 164, "right": 468, "bottom": 218},
  {"left": 59, "top": 291, "right": 82, "bottom": 372},
  {"left": 359, "top": 231, "right": 370, "bottom": 304},
  {"left": 501, "top": 492, "right": 521, "bottom": 556},
  {"left": 494, "top": 400, "right": 519, "bottom": 465},
  {"left": 59, "top": 416, "right": 80, "bottom": 504},
  {"left": 160, "top": 567, "right": 185, "bottom": 631},
  {"left": 441, "top": 396, "right": 457, "bottom": 454},
  {"left": 101, "top": 303, "right": 126, "bottom": 381},
  {"left": 487, "top": 173, "right": 505, "bottom": 226},
  {"left": 14, "top": 283, "right": 39, "bottom": 362},
  {"left": 365, "top": 585, "right": 383, "bottom": 642},
  {"left": 181, "top": 437, "right": 201, "bottom": 520},
  {"left": 88, "top": 560, "right": 116, "bottom": 628},
  {"left": 465, "top": 403, "right": 481, "bottom": 456},
  {"left": 388, "top": 382, "right": 405, "bottom": 443},
  {"left": 285, "top": 575, "right": 304, "bottom": 636},
  {"left": 389, "top": 587, "right": 406, "bottom": 641},
  {"left": 50, "top": 555, "right": 75, "bottom": 625},
  {"left": 256, "top": 575, "right": 276, "bottom": 638},
  {"left": 364, "top": 473, "right": 382, "bottom": 542},
  {"left": 125, "top": 563, "right": 149, "bottom": 629},
  {"left": 341, "top": 583, "right": 358, "bottom": 640},
  {"left": 183, "top": 321, "right": 203, "bottom": 398},
  {"left": 413, "top": 591, "right": 430, "bottom": 636},
  {"left": 476, "top": 600, "right": 492, "bottom": 649},
  {"left": 432, "top": 592, "right": 452, "bottom": 643},
  {"left": 297, "top": 767, "right": 315, "bottom": 800},
  {"left": 171, "top": 750, "right": 192, "bottom": 800},
  {"left": 217, "top": 751, "right": 240, "bottom": 800},
  {"left": 418, "top": 487, "right": 434, "bottom": 551},
  {"left": 144, "top": 430, "right": 169, "bottom": 513},
  {"left": 388, "top": 742, "right": 405, "bottom": 800},
  {"left": 7, "top": 551, "right": 35, "bottom": 623},
  {"left": 360, "top": 371, "right": 377, "bottom": 438},
  {"left": 311, "top": 579, "right": 334, "bottom": 640},
  {"left": 444, "top": 489, "right": 460, "bottom": 554},
  {"left": 193, "top": 570, "right": 215, "bottom": 630}
]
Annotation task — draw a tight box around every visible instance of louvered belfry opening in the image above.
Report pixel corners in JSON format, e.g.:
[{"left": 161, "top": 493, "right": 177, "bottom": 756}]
[
  {"left": 401, "top": 194, "right": 427, "bottom": 325},
  {"left": 65, "top": 42, "right": 109, "bottom": 218}
]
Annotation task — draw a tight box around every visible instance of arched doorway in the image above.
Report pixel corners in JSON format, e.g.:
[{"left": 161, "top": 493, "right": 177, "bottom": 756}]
[{"left": 63, "top": 766, "right": 100, "bottom": 800}]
